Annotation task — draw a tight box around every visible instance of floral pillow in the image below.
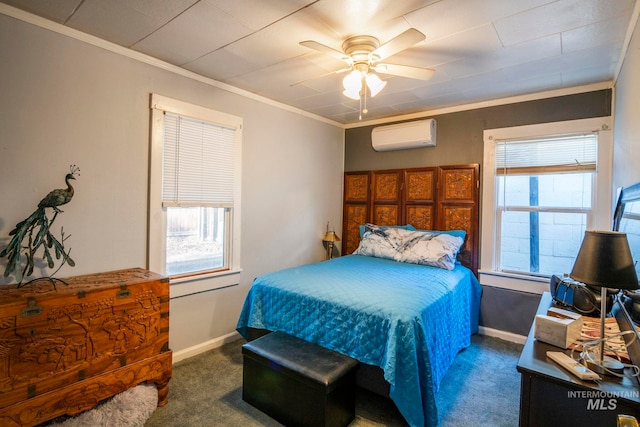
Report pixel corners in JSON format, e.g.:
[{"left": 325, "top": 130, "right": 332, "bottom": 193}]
[
  {"left": 358, "top": 223, "right": 416, "bottom": 238},
  {"left": 354, "top": 224, "right": 409, "bottom": 260},
  {"left": 354, "top": 224, "right": 465, "bottom": 270}
]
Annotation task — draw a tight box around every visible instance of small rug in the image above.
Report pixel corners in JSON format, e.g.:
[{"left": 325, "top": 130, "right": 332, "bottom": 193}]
[{"left": 44, "top": 384, "right": 158, "bottom": 427}]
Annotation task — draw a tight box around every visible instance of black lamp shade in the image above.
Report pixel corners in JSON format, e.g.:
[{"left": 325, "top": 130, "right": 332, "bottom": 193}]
[{"left": 570, "top": 230, "right": 639, "bottom": 290}]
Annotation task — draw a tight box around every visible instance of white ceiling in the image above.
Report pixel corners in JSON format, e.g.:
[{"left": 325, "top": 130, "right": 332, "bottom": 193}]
[{"left": 2, "top": 0, "right": 637, "bottom": 125}]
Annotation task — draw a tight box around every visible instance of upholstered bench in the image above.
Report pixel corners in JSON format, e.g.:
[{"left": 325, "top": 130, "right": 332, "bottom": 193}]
[{"left": 242, "top": 331, "right": 359, "bottom": 427}]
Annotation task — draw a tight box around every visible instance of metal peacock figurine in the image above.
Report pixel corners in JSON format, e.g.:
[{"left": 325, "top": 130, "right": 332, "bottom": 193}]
[{"left": 0, "top": 165, "right": 80, "bottom": 287}]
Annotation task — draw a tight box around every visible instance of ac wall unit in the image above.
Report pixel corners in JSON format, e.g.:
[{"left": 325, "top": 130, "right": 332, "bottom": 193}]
[{"left": 371, "top": 119, "right": 436, "bottom": 151}]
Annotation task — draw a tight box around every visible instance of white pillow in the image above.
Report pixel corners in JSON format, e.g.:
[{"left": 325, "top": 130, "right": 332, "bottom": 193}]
[
  {"left": 395, "top": 232, "right": 464, "bottom": 270},
  {"left": 353, "top": 225, "right": 405, "bottom": 259},
  {"left": 354, "top": 224, "right": 464, "bottom": 270}
]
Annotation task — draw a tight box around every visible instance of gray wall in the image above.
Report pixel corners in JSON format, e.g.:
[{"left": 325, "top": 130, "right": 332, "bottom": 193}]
[
  {"left": 344, "top": 89, "right": 612, "bottom": 337},
  {"left": 0, "top": 14, "right": 344, "bottom": 355},
  {"left": 345, "top": 90, "right": 611, "bottom": 172},
  {"left": 613, "top": 12, "right": 640, "bottom": 189}
]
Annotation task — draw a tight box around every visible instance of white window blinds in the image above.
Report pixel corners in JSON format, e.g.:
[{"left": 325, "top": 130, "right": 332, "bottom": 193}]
[
  {"left": 162, "top": 112, "right": 235, "bottom": 207},
  {"left": 495, "top": 133, "right": 597, "bottom": 175}
]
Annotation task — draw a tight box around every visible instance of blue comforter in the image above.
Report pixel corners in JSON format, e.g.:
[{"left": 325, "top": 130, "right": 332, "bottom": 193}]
[{"left": 236, "top": 254, "right": 481, "bottom": 427}]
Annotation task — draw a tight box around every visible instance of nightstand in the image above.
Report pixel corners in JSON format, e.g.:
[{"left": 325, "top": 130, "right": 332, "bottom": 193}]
[{"left": 517, "top": 292, "right": 640, "bottom": 427}]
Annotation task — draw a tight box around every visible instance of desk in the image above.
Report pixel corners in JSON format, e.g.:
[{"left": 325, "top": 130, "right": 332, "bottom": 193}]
[{"left": 517, "top": 292, "right": 640, "bottom": 427}]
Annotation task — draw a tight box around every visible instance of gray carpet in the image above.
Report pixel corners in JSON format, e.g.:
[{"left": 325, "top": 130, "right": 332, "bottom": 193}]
[{"left": 145, "top": 334, "right": 523, "bottom": 427}]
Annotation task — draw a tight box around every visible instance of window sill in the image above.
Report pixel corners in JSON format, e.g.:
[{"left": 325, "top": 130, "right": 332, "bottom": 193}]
[
  {"left": 169, "top": 268, "right": 242, "bottom": 298},
  {"left": 478, "top": 269, "right": 550, "bottom": 294}
]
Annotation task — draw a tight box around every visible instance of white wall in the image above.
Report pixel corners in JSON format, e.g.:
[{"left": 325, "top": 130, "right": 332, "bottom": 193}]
[
  {"left": 614, "top": 13, "right": 640, "bottom": 188},
  {"left": 0, "top": 14, "right": 344, "bottom": 354}
]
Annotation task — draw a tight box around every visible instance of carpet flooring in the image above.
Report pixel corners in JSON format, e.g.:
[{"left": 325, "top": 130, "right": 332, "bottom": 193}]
[{"left": 145, "top": 334, "right": 523, "bottom": 427}]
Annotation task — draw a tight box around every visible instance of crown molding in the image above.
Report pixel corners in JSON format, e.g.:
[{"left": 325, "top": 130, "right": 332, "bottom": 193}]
[
  {"left": 344, "top": 81, "right": 614, "bottom": 129},
  {"left": 1, "top": 3, "right": 619, "bottom": 131},
  {"left": 0, "top": 3, "right": 343, "bottom": 129},
  {"left": 613, "top": 0, "right": 640, "bottom": 84}
]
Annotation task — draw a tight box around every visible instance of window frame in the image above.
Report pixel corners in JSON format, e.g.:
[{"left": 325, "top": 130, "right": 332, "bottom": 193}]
[
  {"left": 480, "top": 117, "right": 613, "bottom": 294},
  {"left": 148, "top": 94, "right": 242, "bottom": 297}
]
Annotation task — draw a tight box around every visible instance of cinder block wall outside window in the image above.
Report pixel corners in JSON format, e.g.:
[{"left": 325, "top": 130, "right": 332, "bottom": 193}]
[{"left": 499, "top": 174, "right": 590, "bottom": 276}]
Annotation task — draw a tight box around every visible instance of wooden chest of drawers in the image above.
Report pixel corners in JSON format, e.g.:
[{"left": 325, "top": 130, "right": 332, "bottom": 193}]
[{"left": 0, "top": 268, "right": 172, "bottom": 426}]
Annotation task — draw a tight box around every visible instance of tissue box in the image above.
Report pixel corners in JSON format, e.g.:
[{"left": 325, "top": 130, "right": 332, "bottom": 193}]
[{"left": 534, "top": 307, "right": 583, "bottom": 349}]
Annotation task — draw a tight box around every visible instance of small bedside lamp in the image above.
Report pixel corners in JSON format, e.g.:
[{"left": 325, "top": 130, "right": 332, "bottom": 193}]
[
  {"left": 570, "top": 230, "right": 639, "bottom": 374},
  {"left": 322, "top": 230, "right": 340, "bottom": 260}
]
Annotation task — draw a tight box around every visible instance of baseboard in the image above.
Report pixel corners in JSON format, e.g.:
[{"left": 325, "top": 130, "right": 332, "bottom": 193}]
[
  {"left": 171, "top": 327, "right": 526, "bottom": 363},
  {"left": 172, "top": 331, "right": 243, "bottom": 364},
  {"left": 478, "top": 326, "right": 527, "bottom": 345}
]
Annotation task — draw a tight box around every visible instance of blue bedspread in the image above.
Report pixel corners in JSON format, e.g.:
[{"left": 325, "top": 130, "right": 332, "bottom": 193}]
[{"left": 236, "top": 254, "right": 481, "bottom": 427}]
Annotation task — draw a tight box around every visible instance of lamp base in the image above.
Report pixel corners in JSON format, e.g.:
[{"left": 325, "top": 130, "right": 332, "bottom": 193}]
[
  {"left": 580, "top": 351, "right": 625, "bottom": 375},
  {"left": 578, "top": 286, "right": 625, "bottom": 376}
]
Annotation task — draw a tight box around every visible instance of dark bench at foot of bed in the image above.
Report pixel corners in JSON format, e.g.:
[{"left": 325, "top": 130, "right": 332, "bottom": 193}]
[{"left": 242, "top": 331, "right": 359, "bottom": 427}]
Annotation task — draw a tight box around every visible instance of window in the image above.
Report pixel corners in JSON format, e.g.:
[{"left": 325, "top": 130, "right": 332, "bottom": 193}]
[
  {"left": 165, "top": 206, "right": 226, "bottom": 276},
  {"left": 162, "top": 112, "right": 235, "bottom": 276},
  {"left": 149, "top": 94, "right": 242, "bottom": 295},
  {"left": 496, "top": 134, "right": 596, "bottom": 276},
  {"left": 481, "top": 118, "right": 612, "bottom": 293}
]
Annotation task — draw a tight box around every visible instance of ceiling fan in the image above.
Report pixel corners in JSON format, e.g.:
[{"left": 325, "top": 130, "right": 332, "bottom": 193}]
[{"left": 299, "top": 28, "right": 435, "bottom": 116}]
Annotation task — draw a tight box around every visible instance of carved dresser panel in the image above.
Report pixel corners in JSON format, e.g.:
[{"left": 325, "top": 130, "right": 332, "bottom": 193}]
[
  {"left": 438, "top": 164, "right": 480, "bottom": 274},
  {"left": 343, "top": 172, "right": 371, "bottom": 255},
  {"left": 0, "top": 268, "right": 171, "bottom": 427},
  {"left": 342, "top": 164, "right": 479, "bottom": 275},
  {"left": 371, "top": 169, "right": 402, "bottom": 226},
  {"left": 404, "top": 167, "right": 437, "bottom": 231}
]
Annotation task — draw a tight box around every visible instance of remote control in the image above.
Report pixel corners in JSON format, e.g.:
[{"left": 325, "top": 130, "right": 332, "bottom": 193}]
[{"left": 546, "top": 351, "right": 601, "bottom": 381}]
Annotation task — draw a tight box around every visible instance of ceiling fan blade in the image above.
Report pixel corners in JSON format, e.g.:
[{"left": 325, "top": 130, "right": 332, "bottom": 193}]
[
  {"left": 370, "top": 28, "right": 426, "bottom": 62},
  {"left": 374, "top": 63, "right": 435, "bottom": 80},
  {"left": 300, "top": 40, "right": 350, "bottom": 63},
  {"left": 290, "top": 67, "right": 351, "bottom": 87}
]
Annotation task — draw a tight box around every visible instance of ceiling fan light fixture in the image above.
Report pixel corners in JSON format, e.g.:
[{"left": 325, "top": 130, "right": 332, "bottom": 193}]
[
  {"left": 343, "top": 69, "right": 362, "bottom": 90},
  {"left": 343, "top": 87, "right": 361, "bottom": 100},
  {"left": 365, "top": 73, "right": 386, "bottom": 97},
  {"left": 299, "top": 28, "right": 432, "bottom": 116},
  {"left": 342, "top": 70, "right": 363, "bottom": 99}
]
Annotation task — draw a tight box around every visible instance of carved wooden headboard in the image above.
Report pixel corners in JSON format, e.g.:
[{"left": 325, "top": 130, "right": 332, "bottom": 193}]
[{"left": 342, "top": 164, "right": 480, "bottom": 276}]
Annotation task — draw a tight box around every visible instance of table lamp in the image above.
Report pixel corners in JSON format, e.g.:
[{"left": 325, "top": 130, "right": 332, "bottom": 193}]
[
  {"left": 322, "top": 230, "right": 340, "bottom": 260},
  {"left": 569, "top": 230, "right": 639, "bottom": 374}
]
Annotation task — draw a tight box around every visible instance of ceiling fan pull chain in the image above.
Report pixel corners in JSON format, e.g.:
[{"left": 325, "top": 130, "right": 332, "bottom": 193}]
[{"left": 362, "top": 82, "right": 369, "bottom": 116}]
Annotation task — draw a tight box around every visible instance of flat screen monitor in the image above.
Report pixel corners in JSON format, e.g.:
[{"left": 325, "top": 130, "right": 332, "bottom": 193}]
[{"left": 613, "top": 181, "right": 640, "bottom": 285}]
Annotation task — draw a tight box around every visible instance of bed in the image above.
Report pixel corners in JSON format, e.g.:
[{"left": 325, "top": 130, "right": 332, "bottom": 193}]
[{"left": 236, "top": 225, "right": 482, "bottom": 427}]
